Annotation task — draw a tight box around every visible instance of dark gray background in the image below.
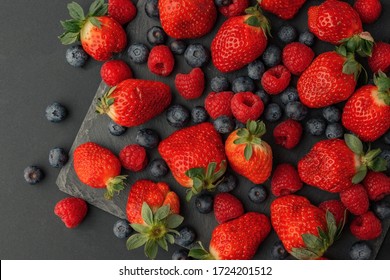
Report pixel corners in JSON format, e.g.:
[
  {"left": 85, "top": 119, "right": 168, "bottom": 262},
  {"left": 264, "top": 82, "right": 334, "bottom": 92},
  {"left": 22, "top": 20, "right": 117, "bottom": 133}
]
[{"left": 0, "top": 0, "right": 389, "bottom": 260}]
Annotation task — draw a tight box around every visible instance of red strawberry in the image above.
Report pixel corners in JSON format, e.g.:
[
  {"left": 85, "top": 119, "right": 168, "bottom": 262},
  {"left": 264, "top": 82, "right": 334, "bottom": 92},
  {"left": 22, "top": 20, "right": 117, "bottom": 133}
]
[
  {"left": 59, "top": 0, "right": 127, "bottom": 61},
  {"left": 230, "top": 92, "right": 264, "bottom": 123},
  {"left": 363, "top": 171, "right": 390, "bottom": 201},
  {"left": 96, "top": 79, "right": 171, "bottom": 127},
  {"left": 211, "top": 6, "right": 270, "bottom": 73},
  {"left": 259, "top": 0, "right": 307, "bottom": 20},
  {"left": 158, "top": 123, "right": 227, "bottom": 201},
  {"left": 368, "top": 42, "right": 390, "bottom": 73},
  {"left": 273, "top": 119, "right": 303, "bottom": 149},
  {"left": 214, "top": 193, "right": 244, "bottom": 224},
  {"left": 282, "top": 42, "right": 314, "bottom": 76},
  {"left": 147, "top": 45, "right": 175, "bottom": 77},
  {"left": 219, "top": 0, "right": 249, "bottom": 18},
  {"left": 158, "top": 0, "right": 217, "bottom": 39},
  {"left": 340, "top": 184, "right": 369, "bottom": 215},
  {"left": 354, "top": 0, "right": 382, "bottom": 24},
  {"left": 318, "top": 200, "right": 347, "bottom": 226},
  {"left": 175, "top": 68, "right": 205, "bottom": 100},
  {"left": 108, "top": 0, "right": 137, "bottom": 25},
  {"left": 54, "top": 197, "right": 88, "bottom": 228},
  {"left": 205, "top": 91, "right": 234, "bottom": 119},
  {"left": 119, "top": 144, "right": 148, "bottom": 172},
  {"left": 73, "top": 142, "right": 127, "bottom": 199},
  {"left": 189, "top": 212, "right": 271, "bottom": 260},
  {"left": 100, "top": 60, "right": 133, "bottom": 86},
  {"left": 271, "top": 164, "right": 303, "bottom": 197},
  {"left": 261, "top": 65, "right": 291, "bottom": 95},
  {"left": 350, "top": 211, "right": 382, "bottom": 240}
]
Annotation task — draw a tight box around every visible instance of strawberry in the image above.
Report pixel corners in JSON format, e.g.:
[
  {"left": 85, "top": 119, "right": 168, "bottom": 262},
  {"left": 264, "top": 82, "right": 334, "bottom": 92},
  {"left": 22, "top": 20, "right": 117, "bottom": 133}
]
[
  {"left": 100, "top": 60, "right": 133, "bottom": 87},
  {"left": 340, "top": 184, "right": 370, "bottom": 215},
  {"left": 158, "top": 123, "right": 227, "bottom": 201},
  {"left": 158, "top": 0, "right": 217, "bottom": 39},
  {"left": 175, "top": 68, "right": 205, "bottom": 100},
  {"left": 225, "top": 121, "right": 273, "bottom": 184},
  {"left": 59, "top": 0, "right": 127, "bottom": 61},
  {"left": 54, "top": 197, "right": 88, "bottom": 228},
  {"left": 96, "top": 79, "right": 171, "bottom": 127},
  {"left": 342, "top": 71, "right": 390, "bottom": 142},
  {"left": 126, "top": 180, "right": 183, "bottom": 259},
  {"left": 350, "top": 211, "right": 382, "bottom": 240},
  {"left": 271, "top": 164, "right": 303, "bottom": 197},
  {"left": 230, "top": 92, "right": 264, "bottom": 123},
  {"left": 147, "top": 45, "right": 175, "bottom": 77},
  {"left": 258, "top": 0, "right": 307, "bottom": 20},
  {"left": 73, "top": 142, "right": 127, "bottom": 200},
  {"left": 354, "top": 0, "right": 382, "bottom": 24},
  {"left": 282, "top": 42, "right": 315, "bottom": 76},
  {"left": 298, "top": 134, "right": 387, "bottom": 193},
  {"left": 189, "top": 212, "right": 271, "bottom": 260},
  {"left": 271, "top": 195, "right": 341, "bottom": 259},
  {"left": 213, "top": 193, "right": 244, "bottom": 224},
  {"left": 363, "top": 171, "right": 390, "bottom": 201},
  {"left": 119, "top": 144, "right": 148, "bottom": 172},
  {"left": 368, "top": 42, "right": 390, "bottom": 73},
  {"left": 261, "top": 65, "right": 291, "bottom": 95},
  {"left": 219, "top": 0, "right": 249, "bottom": 18},
  {"left": 273, "top": 119, "right": 303, "bottom": 149},
  {"left": 211, "top": 6, "right": 270, "bottom": 73},
  {"left": 108, "top": 0, "right": 137, "bottom": 25},
  {"left": 205, "top": 91, "right": 234, "bottom": 119},
  {"left": 318, "top": 200, "right": 347, "bottom": 226}
]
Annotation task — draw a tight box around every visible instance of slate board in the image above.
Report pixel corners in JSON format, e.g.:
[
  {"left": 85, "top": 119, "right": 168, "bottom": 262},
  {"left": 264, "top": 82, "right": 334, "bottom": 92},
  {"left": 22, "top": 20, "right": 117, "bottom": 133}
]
[{"left": 56, "top": 0, "right": 390, "bottom": 259}]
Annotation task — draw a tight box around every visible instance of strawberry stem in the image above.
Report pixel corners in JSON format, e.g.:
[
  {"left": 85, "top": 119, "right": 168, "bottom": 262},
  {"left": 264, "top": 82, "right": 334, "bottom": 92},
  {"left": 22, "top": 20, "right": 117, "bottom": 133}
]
[
  {"left": 104, "top": 175, "right": 127, "bottom": 200},
  {"left": 233, "top": 120, "right": 267, "bottom": 161},
  {"left": 340, "top": 32, "right": 375, "bottom": 58},
  {"left": 188, "top": 242, "right": 216, "bottom": 260},
  {"left": 96, "top": 86, "right": 116, "bottom": 114}
]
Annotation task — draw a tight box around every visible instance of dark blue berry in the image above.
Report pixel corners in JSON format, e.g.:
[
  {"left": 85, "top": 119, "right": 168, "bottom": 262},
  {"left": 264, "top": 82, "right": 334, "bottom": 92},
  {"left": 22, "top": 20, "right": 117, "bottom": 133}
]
[
  {"left": 145, "top": 0, "right": 159, "bottom": 19},
  {"left": 113, "top": 219, "right": 132, "bottom": 239},
  {"left": 214, "top": 0, "right": 232, "bottom": 7},
  {"left": 166, "top": 105, "right": 190, "bottom": 128},
  {"left": 232, "top": 76, "right": 255, "bottom": 93},
  {"left": 372, "top": 200, "right": 390, "bottom": 220},
  {"left": 184, "top": 44, "right": 210, "bottom": 68},
  {"left": 172, "top": 249, "right": 190, "bottom": 260},
  {"left": 66, "top": 45, "right": 88, "bottom": 67},
  {"left": 195, "top": 194, "right": 213, "bottom": 214},
  {"left": 278, "top": 24, "right": 297, "bottom": 44},
  {"left": 380, "top": 150, "right": 390, "bottom": 170},
  {"left": 217, "top": 173, "right": 237, "bottom": 193},
  {"left": 127, "top": 43, "right": 149, "bottom": 64},
  {"left": 256, "top": 89, "right": 270, "bottom": 106},
  {"left": 271, "top": 241, "right": 289, "bottom": 260},
  {"left": 264, "top": 103, "right": 282, "bottom": 122},
  {"left": 108, "top": 120, "right": 127, "bottom": 136},
  {"left": 299, "top": 31, "right": 315, "bottom": 47},
  {"left": 280, "top": 87, "right": 299, "bottom": 105},
  {"left": 247, "top": 59, "right": 265, "bottom": 80},
  {"left": 170, "top": 40, "right": 187, "bottom": 55},
  {"left": 383, "top": 131, "right": 390, "bottom": 145},
  {"left": 49, "top": 148, "right": 69, "bottom": 168},
  {"left": 248, "top": 185, "right": 267, "bottom": 204},
  {"left": 325, "top": 123, "right": 344, "bottom": 139},
  {"left": 191, "top": 106, "right": 209, "bottom": 124},
  {"left": 306, "top": 118, "right": 327, "bottom": 136},
  {"left": 285, "top": 101, "right": 307, "bottom": 121},
  {"left": 149, "top": 158, "right": 169, "bottom": 178},
  {"left": 349, "top": 241, "right": 372, "bottom": 260},
  {"left": 211, "top": 76, "right": 230, "bottom": 92},
  {"left": 45, "top": 102, "right": 68, "bottom": 123},
  {"left": 235, "top": 119, "right": 245, "bottom": 130},
  {"left": 322, "top": 106, "right": 341, "bottom": 123},
  {"left": 213, "top": 115, "right": 235, "bottom": 134},
  {"left": 136, "top": 128, "right": 160, "bottom": 149},
  {"left": 24, "top": 166, "right": 44, "bottom": 185},
  {"left": 262, "top": 44, "right": 282, "bottom": 68},
  {"left": 175, "top": 227, "right": 197, "bottom": 247},
  {"left": 147, "top": 26, "right": 167, "bottom": 46}
]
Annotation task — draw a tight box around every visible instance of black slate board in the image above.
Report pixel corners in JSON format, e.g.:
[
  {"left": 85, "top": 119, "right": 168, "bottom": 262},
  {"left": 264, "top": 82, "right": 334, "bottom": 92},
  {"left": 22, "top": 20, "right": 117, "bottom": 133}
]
[{"left": 56, "top": 0, "right": 390, "bottom": 259}]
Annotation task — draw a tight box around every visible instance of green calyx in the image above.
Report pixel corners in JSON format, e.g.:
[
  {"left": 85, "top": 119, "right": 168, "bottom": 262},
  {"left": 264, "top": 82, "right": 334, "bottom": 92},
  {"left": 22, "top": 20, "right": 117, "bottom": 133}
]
[
  {"left": 336, "top": 45, "right": 364, "bottom": 81},
  {"left": 344, "top": 134, "right": 387, "bottom": 184},
  {"left": 95, "top": 86, "right": 116, "bottom": 115},
  {"left": 340, "top": 32, "right": 375, "bottom": 58},
  {"left": 244, "top": 5, "right": 271, "bottom": 37},
  {"left": 188, "top": 242, "right": 215, "bottom": 260},
  {"left": 374, "top": 71, "right": 390, "bottom": 105},
  {"left": 233, "top": 120, "right": 266, "bottom": 161},
  {"left": 185, "top": 161, "right": 227, "bottom": 202},
  {"left": 104, "top": 175, "right": 127, "bottom": 200},
  {"left": 58, "top": 0, "right": 108, "bottom": 45},
  {"left": 126, "top": 203, "right": 184, "bottom": 259}
]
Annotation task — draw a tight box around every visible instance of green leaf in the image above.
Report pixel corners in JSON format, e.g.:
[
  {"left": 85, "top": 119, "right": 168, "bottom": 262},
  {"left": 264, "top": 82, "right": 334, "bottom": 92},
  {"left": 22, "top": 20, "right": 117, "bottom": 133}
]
[
  {"left": 206, "top": 162, "right": 217, "bottom": 180},
  {"left": 237, "top": 128, "right": 249, "bottom": 137},
  {"left": 89, "top": 17, "right": 102, "bottom": 28},
  {"left": 233, "top": 137, "right": 248, "bottom": 145},
  {"left": 318, "top": 227, "right": 328, "bottom": 242},
  {"left": 365, "top": 149, "right": 382, "bottom": 161},
  {"left": 165, "top": 214, "right": 184, "bottom": 229},
  {"left": 325, "top": 211, "right": 337, "bottom": 244},
  {"left": 290, "top": 247, "right": 319, "bottom": 260},
  {"left": 168, "top": 229, "right": 180, "bottom": 236},
  {"left": 157, "top": 238, "right": 168, "bottom": 251},
  {"left": 165, "top": 234, "right": 175, "bottom": 244},
  {"left": 345, "top": 134, "right": 364, "bottom": 155},
  {"left": 248, "top": 120, "right": 257, "bottom": 134},
  {"left": 58, "top": 32, "right": 79, "bottom": 45},
  {"left": 141, "top": 203, "right": 154, "bottom": 225},
  {"left": 88, "top": 0, "right": 107, "bottom": 16},
  {"left": 188, "top": 243, "right": 215, "bottom": 260},
  {"left": 154, "top": 205, "right": 170, "bottom": 222},
  {"left": 186, "top": 167, "right": 205, "bottom": 179},
  {"left": 245, "top": 16, "right": 261, "bottom": 27},
  {"left": 352, "top": 167, "right": 368, "bottom": 184},
  {"left": 106, "top": 98, "right": 114, "bottom": 106},
  {"left": 185, "top": 190, "right": 193, "bottom": 202},
  {"left": 244, "top": 144, "right": 253, "bottom": 161},
  {"left": 60, "top": 19, "right": 82, "bottom": 33},
  {"left": 192, "top": 177, "right": 204, "bottom": 193},
  {"left": 302, "top": 234, "right": 324, "bottom": 250},
  {"left": 130, "top": 223, "right": 148, "bottom": 234},
  {"left": 212, "top": 160, "right": 227, "bottom": 182},
  {"left": 67, "top": 2, "right": 85, "bottom": 20},
  {"left": 369, "top": 157, "right": 388, "bottom": 172},
  {"left": 126, "top": 233, "right": 148, "bottom": 250},
  {"left": 145, "top": 240, "right": 158, "bottom": 259}
]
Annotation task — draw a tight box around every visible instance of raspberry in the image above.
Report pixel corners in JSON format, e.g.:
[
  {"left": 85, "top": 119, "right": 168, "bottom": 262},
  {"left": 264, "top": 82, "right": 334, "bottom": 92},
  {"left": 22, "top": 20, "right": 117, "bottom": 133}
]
[
  {"left": 100, "top": 60, "right": 133, "bottom": 87},
  {"left": 350, "top": 211, "right": 382, "bottom": 240},
  {"left": 219, "top": 0, "right": 249, "bottom": 18},
  {"left": 368, "top": 42, "right": 390, "bottom": 73},
  {"left": 340, "top": 184, "right": 369, "bottom": 215},
  {"left": 147, "top": 45, "right": 175, "bottom": 77},
  {"left": 205, "top": 91, "right": 234, "bottom": 119},
  {"left": 282, "top": 42, "right": 314, "bottom": 76},
  {"left": 273, "top": 119, "right": 303, "bottom": 149},
  {"left": 354, "top": 0, "right": 382, "bottom": 24},
  {"left": 213, "top": 193, "right": 244, "bottom": 224},
  {"left": 363, "top": 171, "right": 390, "bottom": 201},
  {"left": 119, "top": 144, "right": 148, "bottom": 172},
  {"left": 175, "top": 68, "right": 205, "bottom": 100},
  {"left": 271, "top": 164, "right": 303, "bottom": 197},
  {"left": 261, "top": 65, "right": 291, "bottom": 95},
  {"left": 319, "top": 200, "right": 347, "bottom": 226},
  {"left": 230, "top": 92, "right": 264, "bottom": 123},
  {"left": 54, "top": 197, "right": 88, "bottom": 228},
  {"left": 108, "top": 0, "right": 137, "bottom": 25}
]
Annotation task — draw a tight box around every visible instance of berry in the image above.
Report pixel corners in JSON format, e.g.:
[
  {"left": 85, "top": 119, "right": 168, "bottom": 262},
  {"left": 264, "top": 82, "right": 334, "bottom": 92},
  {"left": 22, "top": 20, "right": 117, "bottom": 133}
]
[
  {"left": 147, "top": 45, "right": 175, "bottom": 76},
  {"left": 149, "top": 158, "right": 169, "bottom": 178},
  {"left": 217, "top": 173, "right": 237, "bottom": 193},
  {"left": 49, "top": 147, "right": 69, "bottom": 168},
  {"left": 306, "top": 117, "right": 326, "bottom": 136},
  {"left": 23, "top": 166, "right": 44, "bottom": 185},
  {"left": 261, "top": 65, "right": 291, "bottom": 95},
  {"left": 350, "top": 211, "right": 382, "bottom": 240},
  {"left": 273, "top": 119, "right": 303, "bottom": 149},
  {"left": 231, "top": 92, "right": 264, "bottom": 123},
  {"left": 214, "top": 193, "right": 244, "bottom": 224},
  {"left": 170, "top": 40, "right": 187, "bottom": 55},
  {"left": 282, "top": 42, "right": 314, "bottom": 76},
  {"left": 318, "top": 200, "right": 347, "bottom": 225},
  {"left": 213, "top": 115, "right": 235, "bottom": 134},
  {"left": 54, "top": 197, "right": 87, "bottom": 228},
  {"left": 119, "top": 144, "right": 148, "bottom": 172},
  {"left": 211, "top": 76, "right": 230, "bottom": 92},
  {"left": 247, "top": 59, "right": 265, "bottom": 81},
  {"left": 340, "top": 184, "right": 369, "bottom": 215},
  {"left": 100, "top": 60, "right": 133, "bottom": 86},
  {"left": 235, "top": 120, "right": 245, "bottom": 130},
  {"left": 262, "top": 44, "right": 282, "bottom": 68},
  {"left": 113, "top": 219, "right": 132, "bottom": 239},
  {"left": 136, "top": 128, "right": 160, "bottom": 149},
  {"left": 191, "top": 106, "right": 209, "bottom": 124},
  {"left": 299, "top": 30, "right": 315, "bottom": 47},
  {"left": 175, "top": 226, "right": 197, "bottom": 247},
  {"left": 280, "top": 87, "right": 299, "bottom": 105},
  {"left": 248, "top": 185, "right": 267, "bottom": 204},
  {"left": 277, "top": 24, "right": 297, "bottom": 44},
  {"left": 127, "top": 43, "right": 149, "bottom": 64},
  {"left": 175, "top": 68, "right": 205, "bottom": 100},
  {"left": 195, "top": 193, "right": 214, "bottom": 214},
  {"left": 264, "top": 103, "right": 282, "bottom": 122},
  {"left": 108, "top": 120, "right": 127, "bottom": 136},
  {"left": 184, "top": 44, "right": 210, "bottom": 68},
  {"left": 285, "top": 101, "right": 307, "bottom": 121},
  {"left": 363, "top": 172, "right": 390, "bottom": 201},
  {"left": 384, "top": 131, "right": 390, "bottom": 145},
  {"left": 354, "top": 0, "right": 382, "bottom": 24},
  {"left": 205, "top": 91, "right": 234, "bottom": 119},
  {"left": 322, "top": 106, "right": 341, "bottom": 123},
  {"left": 147, "top": 26, "right": 167, "bottom": 46},
  {"left": 45, "top": 102, "right": 67, "bottom": 123},
  {"left": 349, "top": 241, "right": 372, "bottom": 260},
  {"left": 232, "top": 76, "right": 255, "bottom": 93},
  {"left": 372, "top": 200, "right": 390, "bottom": 220},
  {"left": 172, "top": 249, "right": 190, "bottom": 260},
  {"left": 256, "top": 89, "right": 270, "bottom": 106},
  {"left": 368, "top": 42, "right": 390, "bottom": 73},
  {"left": 325, "top": 123, "right": 344, "bottom": 139},
  {"left": 379, "top": 150, "right": 390, "bottom": 170},
  {"left": 215, "top": 0, "right": 232, "bottom": 7},
  {"left": 65, "top": 45, "right": 88, "bottom": 67},
  {"left": 219, "top": 0, "right": 249, "bottom": 18},
  {"left": 271, "top": 163, "right": 303, "bottom": 197},
  {"left": 166, "top": 104, "right": 190, "bottom": 128},
  {"left": 108, "top": 0, "right": 137, "bottom": 25},
  {"left": 271, "top": 241, "right": 289, "bottom": 260},
  {"left": 145, "top": 0, "right": 159, "bottom": 19}
]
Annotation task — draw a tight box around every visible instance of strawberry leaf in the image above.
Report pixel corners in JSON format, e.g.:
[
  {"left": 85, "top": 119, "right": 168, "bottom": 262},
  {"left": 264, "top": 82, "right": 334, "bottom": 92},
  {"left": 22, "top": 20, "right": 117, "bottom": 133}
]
[
  {"left": 145, "top": 240, "right": 158, "bottom": 259},
  {"left": 290, "top": 247, "right": 319, "bottom": 260},
  {"left": 88, "top": 0, "right": 108, "bottom": 17},
  {"left": 352, "top": 167, "right": 368, "bottom": 184},
  {"left": 60, "top": 19, "right": 82, "bottom": 33},
  {"left": 67, "top": 2, "right": 85, "bottom": 20},
  {"left": 89, "top": 17, "right": 102, "bottom": 29},
  {"left": 344, "top": 134, "right": 364, "bottom": 155},
  {"left": 154, "top": 205, "right": 170, "bottom": 222},
  {"left": 188, "top": 242, "right": 215, "bottom": 260},
  {"left": 157, "top": 238, "right": 168, "bottom": 251},
  {"left": 244, "top": 144, "right": 253, "bottom": 161},
  {"left": 165, "top": 234, "right": 175, "bottom": 244},
  {"left": 141, "top": 203, "right": 154, "bottom": 225},
  {"left": 165, "top": 214, "right": 184, "bottom": 229},
  {"left": 130, "top": 223, "right": 148, "bottom": 234},
  {"left": 369, "top": 157, "right": 388, "bottom": 172},
  {"left": 58, "top": 32, "right": 79, "bottom": 45},
  {"left": 206, "top": 162, "right": 217, "bottom": 180},
  {"left": 126, "top": 233, "right": 148, "bottom": 250},
  {"left": 302, "top": 233, "right": 324, "bottom": 250}
]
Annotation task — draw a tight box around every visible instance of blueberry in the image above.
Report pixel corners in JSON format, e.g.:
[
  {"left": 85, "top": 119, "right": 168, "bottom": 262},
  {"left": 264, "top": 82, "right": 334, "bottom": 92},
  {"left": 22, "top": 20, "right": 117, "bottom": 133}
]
[
  {"left": 170, "top": 40, "right": 187, "bottom": 55},
  {"left": 285, "top": 101, "right": 307, "bottom": 121},
  {"left": 211, "top": 76, "right": 230, "bottom": 92},
  {"left": 24, "top": 166, "right": 44, "bottom": 185},
  {"left": 172, "top": 249, "right": 190, "bottom": 260},
  {"left": 271, "top": 241, "right": 289, "bottom": 260},
  {"left": 247, "top": 60, "right": 265, "bottom": 80},
  {"left": 191, "top": 106, "right": 209, "bottom": 124},
  {"left": 145, "top": 0, "right": 159, "bottom": 19},
  {"left": 256, "top": 89, "right": 270, "bottom": 106},
  {"left": 380, "top": 150, "right": 390, "bottom": 170},
  {"left": 262, "top": 44, "right": 282, "bottom": 68},
  {"left": 280, "top": 87, "right": 299, "bottom": 105},
  {"left": 322, "top": 106, "right": 341, "bottom": 123},
  {"left": 175, "top": 226, "right": 197, "bottom": 247},
  {"left": 127, "top": 43, "right": 149, "bottom": 64},
  {"left": 372, "top": 200, "right": 390, "bottom": 220},
  {"left": 195, "top": 194, "right": 213, "bottom": 214},
  {"left": 49, "top": 148, "right": 69, "bottom": 168},
  {"left": 113, "top": 219, "right": 132, "bottom": 239},
  {"left": 65, "top": 45, "right": 88, "bottom": 67},
  {"left": 136, "top": 128, "right": 160, "bottom": 149},
  {"left": 213, "top": 116, "right": 235, "bottom": 134},
  {"left": 278, "top": 24, "right": 297, "bottom": 44},
  {"left": 248, "top": 185, "right": 267, "bottom": 204},
  {"left": 299, "top": 30, "right": 315, "bottom": 47},
  {"left": 325, "top": 123, "right": 344, "bottom": 139},
  {"left": 108, "top": 120, "right": 127, "bottom": 136},
  {"left": 264, "top": 103, "right": 282, "bottom": 122},
  {"left": 149, "top": 158, "right": 169, "bottom": 178},
  {"left": 166, "top": 105, "right": 190, "bottom": 128},
  {"left": 147, "top": 26, "right": 167, "bottom": 46},
  {"left": 214, "top": 0, "right": 232, "bottom": 7},
  {"left": 306, "top": 118, "right": 327, "bottom": 136},
  {"left": 45, "top": 102, "right": 68, "bottom": 123},
  {"left": 184, "top": 44, "right": 210, "bottom": 68},
  {"left": 232, "top": 76, "right": 255, "bottom": 93},
  {"left": 235, "top": 119, "right": 245, "bottom": 130},
  {"left": 349, "top": 241, "right": 372, "bottom": 260},
  {"left": 217, "top": 173, "right": 237, "bottom": 193},
  {"left": 383, "top": 131, "right": 390, "bottom": 145}
]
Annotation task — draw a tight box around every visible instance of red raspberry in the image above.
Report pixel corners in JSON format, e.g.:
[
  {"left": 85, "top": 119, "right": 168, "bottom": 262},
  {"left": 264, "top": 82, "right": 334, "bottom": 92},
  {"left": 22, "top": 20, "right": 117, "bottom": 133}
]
[
  {"left": 354, "top": 0, "right": 382, "bottom": 24},
  {"left": 271, "top": 163, "right": 303, "bottom": 197},
  {"left": 119, "top": 144, "right": 148, "bottom": 172},
  {"left": 363, "top": 171, "right": 390, "bottom": 201},
  {"left": 319, "top": 200, "right": 347, "bottom": 226},
  {"left": 261, "top": 65, "right": 291, "bottom": 95},
  {"left": 205, "top": 91, "right": 234, "bottom": 119},
  {"left": 54, "top": 197, "right": 88, "bottom": 228},
  {"left": 350, "top": 211, "right": 382, "bottom": 240},
  {"left": 273, "top": 119, "right": 303, "bottom": 149},
  {"left": 368, "top": 42, "right": 390, "bottom": 73},
  {"left": 108, "top": 0, "right": 137, "bottom": 25},
  {"left": 147, "top": 45, "right": 175, "bottom": 77},
  {"left": 213, "top": 193, "right": 244, "bottom": 224},
  {"left": 282, "top": 42, "right": 315, "bottom": 76},
  {"left": 100, "top": 60, "right": 133, "bottom": 86},
  {"left": 230, "top": 92, "right": 264, "bottom": 123},
  {"left": 340, "top": 184, "right": 369, "bottom": 215},
  {"left": 219, "top": 0, "right": 249, "bottom": 18},
  {"left": 175, "top": 68, "right": 205, "bottom": 100}
]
